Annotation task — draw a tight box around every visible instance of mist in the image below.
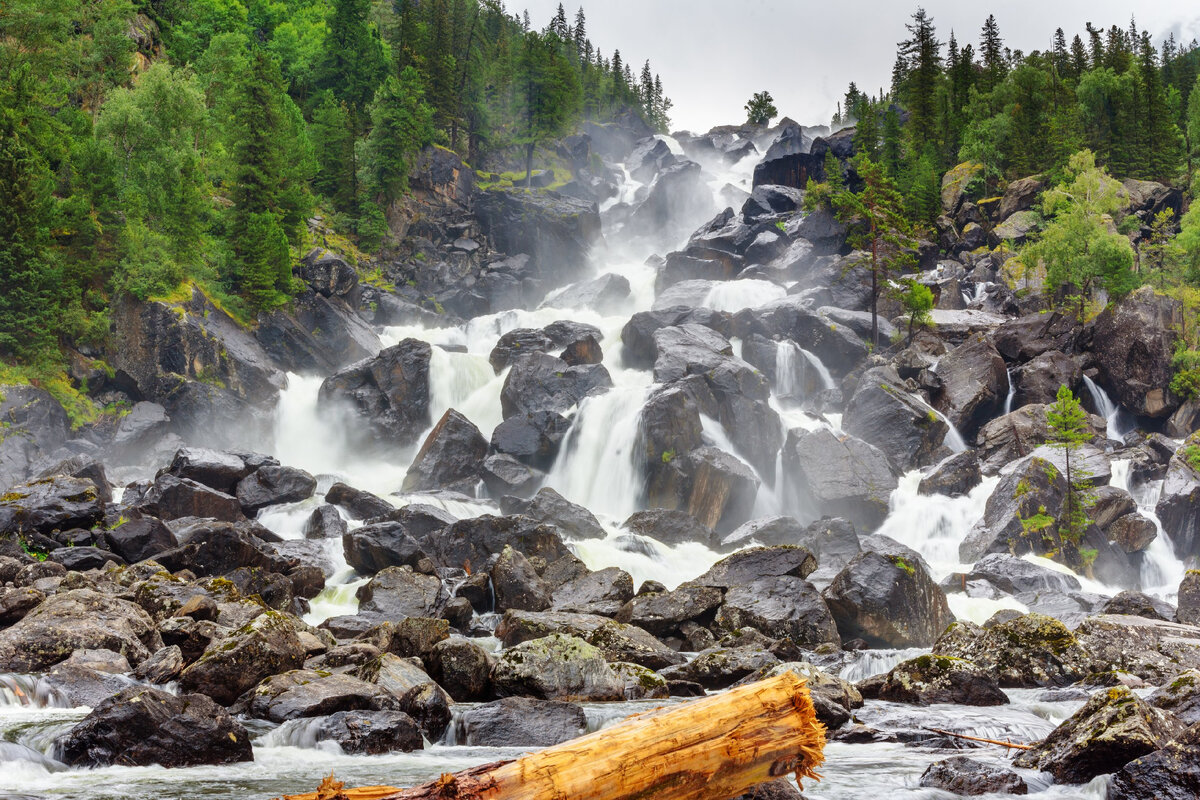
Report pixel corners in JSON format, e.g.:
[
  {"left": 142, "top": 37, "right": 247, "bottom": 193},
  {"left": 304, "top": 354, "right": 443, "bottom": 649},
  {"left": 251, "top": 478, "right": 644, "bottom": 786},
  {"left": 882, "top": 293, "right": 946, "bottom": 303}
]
[{"left": 518, "top": 0, "right": 1200, "bottom": 132}]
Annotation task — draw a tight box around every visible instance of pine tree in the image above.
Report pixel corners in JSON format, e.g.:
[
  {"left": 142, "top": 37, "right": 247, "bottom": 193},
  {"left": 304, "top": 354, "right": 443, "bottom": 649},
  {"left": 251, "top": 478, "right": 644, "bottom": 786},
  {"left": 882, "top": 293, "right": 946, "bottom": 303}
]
[
  {"left": 318, "top": 0, "right": 388, "bottom": 117},
  {"left": 1070, "top": 34, "right": 1089, "bottom": 78},
  {"left": 744, "top": 91, "right": 777, "bottom": 126},
  {"left": 573, "top": 8, "right": 587, "bottom": 58},
  {"left": 898, "top": 8, "right": 942, "bottom": 151},
  {"left": 363, "top": 67, "right": 434, "bottom": 204},
  {"left": 830, "top": 154, "right": 918, "bottom": 347},
  {"left": 1046, "top": 384, "right": 1095, "bottom": 547},
  {"left": 516, "top": 30, "right": 581, "bottom": 187},
  {"left": 639, "top": 60, "right": 653, "bottom": 108},
  {"left": 979, "top": 14, "right": 1006, "bottom": 93},
  {"left": 549, "top": 4, "right": 569, "bottom": 39}
]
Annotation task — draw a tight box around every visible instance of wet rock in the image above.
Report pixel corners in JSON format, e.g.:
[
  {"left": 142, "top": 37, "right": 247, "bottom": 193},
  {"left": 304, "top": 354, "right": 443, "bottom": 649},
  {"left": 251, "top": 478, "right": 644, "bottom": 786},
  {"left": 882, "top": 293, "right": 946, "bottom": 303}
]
[
  {"left": 1076, "top": 615, "right": 1200, "bottom": 684},
  {"left": 356, "top": 567, "right": 445, "bottom": 619},
  {"left": 842, "top": 367, "right": 949, "bottom": 472},
  {"left": 427, "top": 637, "right": 492, "bottom": 701},
  {"left": 0, "top": 475, "right": 105, "bottom": 534},
  {"left": 718, "top": 515, "right": 805, "bottom": 550},
  {"left": 355, "top": 653, "right": 433, "bottom": 697},
  {"left": 1108, "top": 513, "right": 1158, "bottom": 554},
  {"left": 0, "top": 589, "right": 160, "bottom": 672},
  {"left": 302, "top": 505, "right": 347, "bottom": 540},
  {"left": 714, "top": 576, "right": 838, "bottom": 648},
  {"left": 621, "top": 306, "right": 733, "bottom": 368},
  {"left": 660, "top": 645, "right": 780, "bottom": 690},
  {"left": 234, "top": 669, "right": 401, "bottom": 723},
  {"left": 154, "top": 521, "right": 292, "bottom": 578},
  {"left": 876, "top": 655, "right": 1008, "bottom": 706},
  {"left": 178, "top": 611, "right": 307, "bottom": 705},
  {"left": 1156, "top": 437, "right": 1200, "bottom": 562},
  {"left": 479, "top": 454, "right": 543, "bottom": 498},
  {"left": 325, "top": 483, "right": 394, "bottom": 520},
  {"left": 783, "top": 427, "right": 897, "bottom": 532},
  {"left": 1103, "top": 591, "right": 1175, "bottom": 621},
  {"left": 934, "top": 613, "right": 1092, "bottom": 687},
  {"left": 500, "top": 352, "right": 612, "bottom": 420},
  {"left": 491, "top": 545, "right": 552, "bottom": 612},
  {"left": 615, "top": 585, "right": 723, "bottom": 638},
  {"left": 491, "top": 634, "right": 624, "bottom": 701},
  {"left": 933, "top": 335, "right": 1008, "bottom": 436},
  {"left": 105, "top": 517, "right": 178, "bottom": 563},
  {"left": 823, "top": 551, "right": 953, "bottom": 648},
  {"left": 164, "top": 448, "right": 250, "bottom": 494},
  {"left": 551, "top": 568, "right": 634, "bottom": 616},
  {"left": 585, "top": 619, "right": 683, "bottom": 669},
  {"left": 1090, "top": 286, "right": 1182, "bottom": 418},
  {"left": 315, "top": 709, "right": 423, "bottom": 755},
  {"left": 1179, "top": 571, "right": 1200, "bottom": 625},
  {"left": 731, "top": 780, "right": 806, "bottom": 800},
  {"left": 958, "top": 457, "right": 1066, "bottom": 563},
  {"left": 488, "top": 329, "right": 553, "bottom": 373},
  {"left": 1147, "top": 669, "right": 1200, "bottom": 725},
  {"left": 318, "top": 340, "right": 432, "bottom": 453},
  {"left": 133, "top": 645, "right": 184, "bottom": 684},
  {"left": 236, "top": 466, "right": 316, "bottom": 514},
  {"left": 0, "top": 386, "right": 70, "bottom": 491},
  {"left": 678, "top": 446, "right": 761, "bottom": 532},
  {"left": 918, "top": 451, "right": 983, "bottom": 498},
  {"left": 0, "top": 586, "right": 45, "bottom": 626},
  {"left": 621, "top": 509, "right": 714, "bottom": 547},
  {"left": 57, "top": 686, "right": 252, "bottom": 767},
  {"left": 425, "top": 514, "right": 569, "bottom": 573},
  {"left": 490, "top": 410, "right": 571, "bottom": 470},
  {"left": 1014, "top": 686, "right": 1183, "bottom": 783},
  {"left": 494, "top": 609, "right": 610, "bottom": 648},
  {"left": 502, "top": 487, "right": 606, "bottom": 541},
  {"left": 459, "top": 696, "right": 585, "bottom": 747},
  {"left": 395, "top": 681, "right": 452, "bottom": 742},
  {"left": 543, "top": 273, "right": 630, "bottom": 315},
  {"left": 132, "top": 474, "right": 243, "bottom": 523},
  {"left": 690, "top": 545, "right": 817, "bottom": 588},
  {"left": 627, "top": 160, "right": 717, "bottom": 242},
  {"left": 401, "top": 409, "right": 487, "bottom": 493},
  {"left": 1012, "top": 350, "right": 1081, "bottom": 408},
  {"left": 919, "top": 756, "right": 1028, "bottom": 796},
  {"left": 1108, "top": 722, "right": 1200, "bottom": 800},
  {"left": 964, "top": 553, "right": 1081, "bottom": 595}
]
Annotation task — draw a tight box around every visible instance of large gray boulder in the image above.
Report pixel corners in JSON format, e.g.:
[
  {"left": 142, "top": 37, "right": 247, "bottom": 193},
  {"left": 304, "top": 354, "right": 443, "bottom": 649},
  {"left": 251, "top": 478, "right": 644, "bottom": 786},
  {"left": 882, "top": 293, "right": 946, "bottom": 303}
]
[
  {"left": 713, "top": 576, "right": 838, "bottom": 647},
  {"left": 1157, "top": 437, "right": 1200, "bottom": 563},
  {"left": 842, "top": 366, "right": 949, "bottom": 471},
  {"left": 1090, "top": 286, "right": 1181, "bottom": 418},
  {"left": 401, "top": 409, "right": 487, "bottom": 493},
  {"left": 458, "top": 697, "right": 585, "bottom": 747},
  {"left": 932, "top": 334, "right": 1008, "bottom": 437},
  {"left": 0, "top": 590, "right": 161, "bottom": 672},
  {"left": 782, "top": 427, "right": 897, "bottom": 532},
  {"left": 318, "top": 340, "right": 432, "bottom": 453},
  {"left": 491, "top": 634, "right": 625, "bottom": 701},
  {"left": 823, "top": 551, "right": 953, "bottom": 648}
]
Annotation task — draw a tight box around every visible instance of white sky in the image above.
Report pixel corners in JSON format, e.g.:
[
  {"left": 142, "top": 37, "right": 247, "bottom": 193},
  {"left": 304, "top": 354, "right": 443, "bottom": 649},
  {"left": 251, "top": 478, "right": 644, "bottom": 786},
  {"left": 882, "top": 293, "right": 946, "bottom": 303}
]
[{"left": 516, "top": 0, "right": 1200, "bottom": 132}]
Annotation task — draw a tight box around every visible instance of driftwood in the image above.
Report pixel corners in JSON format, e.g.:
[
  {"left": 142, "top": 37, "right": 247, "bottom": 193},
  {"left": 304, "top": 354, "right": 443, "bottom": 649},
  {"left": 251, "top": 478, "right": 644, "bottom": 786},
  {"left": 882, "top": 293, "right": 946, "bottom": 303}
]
[
  {"left": 281, "top": 672, "right": 825, "bottom": 800},
  {"left": 923, "top": 727, "right": 1034, "bottom": 750}
]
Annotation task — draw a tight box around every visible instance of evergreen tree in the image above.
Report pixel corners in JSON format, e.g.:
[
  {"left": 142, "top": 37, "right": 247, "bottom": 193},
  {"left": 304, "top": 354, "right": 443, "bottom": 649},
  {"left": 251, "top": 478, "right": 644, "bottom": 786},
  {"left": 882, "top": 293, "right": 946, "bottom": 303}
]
[
  {"left": 318, "top": 0, "right": 388, "bottom": 118},
  {"left": 363, "top": 67, "right": 434, "bottom": 204},
  {"left": 309, "top": 91, "right": 355, "bottom": 209},
  {"left": 1046, "top": 384, "right": 1095, "bottom": 547},
  {"left": 1070, "top": 34, "right": 1089, "bottom": 78},
  {"left": 979, "top": 14, "right": 1007, "bottom": 93},
  {"left": 830, "top": 154, "right": 918, "bottom": 347},
  {"left": 515, "top": 30, "right": 581, "bottom": 187},
  {"left": 572, "top": 8, "right": 587, "bottom": 59},
  {"left": 898, "top": 8, "right": 942, "bottom": 151},
  {"left": 745, "top": 91, "right": 777, "bottom": 126}
]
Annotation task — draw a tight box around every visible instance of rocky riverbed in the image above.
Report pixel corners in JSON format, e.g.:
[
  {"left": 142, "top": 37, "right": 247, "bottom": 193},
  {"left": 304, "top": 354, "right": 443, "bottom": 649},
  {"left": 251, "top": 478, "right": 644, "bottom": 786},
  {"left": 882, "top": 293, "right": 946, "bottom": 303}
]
[{"left": 1, "top": 119, "right": 1200, "bottom": 800}]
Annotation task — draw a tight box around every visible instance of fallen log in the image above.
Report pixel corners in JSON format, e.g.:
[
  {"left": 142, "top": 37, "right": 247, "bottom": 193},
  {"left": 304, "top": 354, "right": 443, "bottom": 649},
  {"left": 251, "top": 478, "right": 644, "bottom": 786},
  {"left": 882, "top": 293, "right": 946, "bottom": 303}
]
[
  {"left": 922, "top": 727, "right": 1034, "bottom": 750},
  {"left": 281, "top": 671, "right": 825, "bottom": 800}
]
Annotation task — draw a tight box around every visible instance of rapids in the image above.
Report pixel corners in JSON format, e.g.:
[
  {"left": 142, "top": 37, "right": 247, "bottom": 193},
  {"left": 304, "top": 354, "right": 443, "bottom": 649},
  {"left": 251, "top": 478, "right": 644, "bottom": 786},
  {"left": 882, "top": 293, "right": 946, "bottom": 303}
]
[{"left": 0, "top": 133, "right": 1178, "bottom": 800}]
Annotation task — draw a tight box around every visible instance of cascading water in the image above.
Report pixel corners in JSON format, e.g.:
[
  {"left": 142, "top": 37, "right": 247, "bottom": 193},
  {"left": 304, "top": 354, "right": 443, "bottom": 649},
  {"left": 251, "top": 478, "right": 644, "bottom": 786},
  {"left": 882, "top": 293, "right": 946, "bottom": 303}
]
[
  {"left": 1003, "top": 368, "right": 1016, "bottom": 415},
  {"left": 1083, "top": 374, "right": 1133, "bottom": 441},
  {"left": 1110, "top": 458, "right": 1185, "bottom": 597}
]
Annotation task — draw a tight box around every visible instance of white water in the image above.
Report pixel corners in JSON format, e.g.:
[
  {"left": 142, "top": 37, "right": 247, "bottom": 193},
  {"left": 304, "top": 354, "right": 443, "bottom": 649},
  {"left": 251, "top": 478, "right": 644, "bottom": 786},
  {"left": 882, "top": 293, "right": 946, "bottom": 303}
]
[
  {"left": 1083, "top": 375, "right": 1133, "bottom": 442},
  {"left": 1110, "top": 459, "right": 1184, "bottom": 598},
  {"left": 1003, "top": 367, "right": 1016, "bottom": 415}
]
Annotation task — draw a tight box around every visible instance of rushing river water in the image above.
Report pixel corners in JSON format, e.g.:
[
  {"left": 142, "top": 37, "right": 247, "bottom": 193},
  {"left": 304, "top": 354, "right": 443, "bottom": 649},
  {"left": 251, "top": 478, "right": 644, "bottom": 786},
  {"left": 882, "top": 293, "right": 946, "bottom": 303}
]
[{"left": 0, "top": 135, "right": 1180, "bottom": 799}]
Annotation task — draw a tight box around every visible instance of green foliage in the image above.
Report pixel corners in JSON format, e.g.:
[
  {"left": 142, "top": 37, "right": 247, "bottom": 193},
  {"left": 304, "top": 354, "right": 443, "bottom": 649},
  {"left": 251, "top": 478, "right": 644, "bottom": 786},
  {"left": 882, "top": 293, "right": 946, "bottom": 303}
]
[
  {"left": 744, "top": 91, "right": 777, "bottom": 126},
  {"left": 1046, "top": 384, "right": 1096, "bottom": 546},
  {"left": 896, "top": 278, "right": 934, "bottom": 342},
  {"left": 1020, "top": 150, "right": 1137, "bottom": 316},
  {"left": 1182, "top": 444, "right": 1200, "bottom": 473},
  {"left": 363, "top": 67, "right": 435, "bottom": 204}
]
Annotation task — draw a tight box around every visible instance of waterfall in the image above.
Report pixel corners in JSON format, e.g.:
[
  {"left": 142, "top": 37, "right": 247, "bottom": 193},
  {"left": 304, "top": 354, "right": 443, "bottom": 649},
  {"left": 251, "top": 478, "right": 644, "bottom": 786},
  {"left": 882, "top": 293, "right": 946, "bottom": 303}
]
[
  {"left": 1082, "top": 375, "right": 1132, "bottom": 441},
  {"left": 1003, "top": 368, "right": 1016, "bottom": 415},
  {"left": 774, "top": 341, "right": 834, "bottom": 405},
  {"left": 1110, "top": 459, "right": 1185, "bottom": 598},
  {"left": 700, "top": 279, "right": 786, "bottom": 312},
  {"left": 907, "top": 391, "right": 968, "bottom": 452}
]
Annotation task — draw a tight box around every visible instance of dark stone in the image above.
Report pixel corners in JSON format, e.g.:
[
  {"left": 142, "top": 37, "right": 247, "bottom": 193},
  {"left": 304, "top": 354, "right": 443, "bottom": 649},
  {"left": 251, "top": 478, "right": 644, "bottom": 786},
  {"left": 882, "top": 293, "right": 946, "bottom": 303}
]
[
  {"left": 105, "top": 517, "right": 178, "bottom": 563},
  {"left": 479, "top": 454, "right": 543, "bottom": 498},
  {"left": 500, "top": 352, "right": 611, "bottom": 419},
  {"left": 1090, "top": 285, "right": 1181, "bottom": 418},
  {"left": 164, "top": 448, "right": 251, "bottom": 494},
  {"left": 315, "top": 710, "right": 423, "bottom": 755},
  {"left": 303, "top": 504, "right": 347, "bottom": 540},
  {"left": 551, "top": 568, "right": 635, "bottom": 616},
  {"left": 918, "top": 451, "right": 983, "bottom": 498},
  {"left": 488, "top": 329, "right": 554, "bottom": 374},
  {"left": 842, "top": 366, "right": 950, "bottom": 472},
  {"left": 318, "top": 340, "right": 432, "bottom": 453},
  {"left": 714, "top": 576, "right": 838, "bottom": 647},
  {"left": 782, "top": 427, "right": 897, "bottom": 532},
  {"left": 1013, "top": 350, "right": 1082, "bottom": 408},
  {"left": 1108, "top": 723, "right": 1200, "bottom": 800},
  {"left": 919, "top": 756, "right": 1028, "bottom": 796},
  {"left": 933, "top": 334, "right": 1008, "bottom": 436},
  {"left": 56, "top": 687, "right": 252, "bottom": 768},
  {"left": 177, "top": 612, "right": 307, "bottom": 705},
  {"left": 491, "top": 545, "right": 552, "bottom": 612},
  {"left": 133, "top": 474, "right": 243, "bottom": 523},
  {"left": 458, "top": 697, "right": 585, "bottom": 747},
  {"left": 233, "top": 669, "right": 401, "bottom": 723},
  {"left": 402, "top": 409, "right": 487, "bottom": 492},
  {"left": 823, "top": 551, "right": 953, "bottom": 648},
  {"left": 490, "top": 634, "right": 624, "bottom": 701},
  {"left": 490, "top": 410, "right": 572, "bottom": 470},
  {"left": 355, "top": 567, "right": 445, "bottom": 619},
  {"left": 325, "top": 482, "right": 394, "bottom": 520},
  {"left": 427, "top": 637, "right": 492, "bottom": 701},
  {"left": 876, "top": 655, "right": 1008, "bottom": 706},
  {"left": 236, "top": 466, "right": 316, "bottom": 514},
  {"left": 501, "top": 487, "right": 606, "bottom": 541},
  {"left": 0, "top": 475, "right": 105, "bottom": 534},
  {"left": 396, "top": 681, "right": 453, "bottom": 743}
]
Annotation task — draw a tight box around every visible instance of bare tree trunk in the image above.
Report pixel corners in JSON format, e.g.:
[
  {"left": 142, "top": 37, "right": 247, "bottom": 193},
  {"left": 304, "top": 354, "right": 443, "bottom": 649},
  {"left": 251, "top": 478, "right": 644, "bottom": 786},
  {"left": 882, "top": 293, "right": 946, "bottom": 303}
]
[{"left": 279, "top": 673, "right": 826, "bottom": 800}]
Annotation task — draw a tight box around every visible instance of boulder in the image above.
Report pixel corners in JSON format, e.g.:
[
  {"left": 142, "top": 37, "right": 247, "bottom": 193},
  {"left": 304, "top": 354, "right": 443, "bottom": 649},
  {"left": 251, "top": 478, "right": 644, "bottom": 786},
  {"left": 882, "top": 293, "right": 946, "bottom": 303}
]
[
  {"left": 490, "top": 410, "right": 572, "bottom": 470},
  {"left": 427, "top": 637, "right": 492, "bottom": 701},
  {"left": 325, "top": 482, "right": 394, "bottom": 520},
  {"left": 782, "top": 428, "right": 897, "bottom": 532},
  {"left": 621, "top": 306, "right": 733, "bottom": 369},
  {"left": 585, "top": 620, "right": 683, "bottom": 670},
  {"left": 679, "top": 446, "right": 761, "bottom": 532},
  {"left": 234, "top": 669, "right": 401, "bottom": 723},
  {"left": 1091, "top": 286, "right": 1182, "bottom": 418},
  {"left": 356, "top": 567, "right": 445, "bottom": 619},
  {"left": 500, "top": 352, "right": 612, "bottom": 419},
  {"left": 315, "top": 709, "right": 423, "bottom": 755},
  {"left": 480, "top": 454, "right": 543, "bottom": 498},
  {"left": 57, "top": 687, "right": 252, "bottom": 768},
  {"left": 941, "top": 162, "right": 984, "bottom": 216},
  {"left": 303, "top": 504, "right": 348, "bottom": 540},
  {"left": 823, "top": 551, "right": 953, "bottom": 648},
  {"left": 933, "top": 613, "right": 1093, "bottom": 687},
  {"left": 425, "top": 514, "right": 569, "bottom": 573},
  {"left": 551, "top": 568, "right": 634, "bottom": 616},
  {"left": 395, "top": 680, "right": 453, "bottom": 742},
  {"left": 132, "top": 474, "right": 243, "bottom": 523},
  {"left": 317, "top": 340, "right": 432, "bottom": 453},
  {"left": 615, "top": 585, "right": 724, "bottom": 638},
  {"left": 494, "top": 609, "right": 611, "bottom": 648},
  {"left": 543, "top": 273, "right": 630, "bottom": 315},
  {"left": 875, "top": 654, "right": 1008, "bottom": 706},
  {"left": 490, "top": 634, "right": 625, "bottom": 701},
  {"left": 1075, "top": 615, "right": 1200, "bottom": 684},
  {"left": 719, "top": 515, "right": 807, "bottom": 549},
  {"left": 1014, "top": 686, "right": 1184, "bottom": 783},
  {"left": 621, "top": 508, "right": 715, "bottom": 547},
  {"left": 842, "top": 367, "right": 949, "bottom": 471},
  {"left": 1179, "top": 571, "right": 1200, "bottom": 625},
  {"left": 235, "top": 465, "right": 316, "bottom": 514},
  {"left": 0, "top": 386, "right": 70, "bottom": 491},
  {"left": 341, "top": 517, "right": 435, "bottom": 576},
  {"left": 502, "top": 487, "right": 606, "bottom": 541},
  {"left": 491, "top": 545, "right": 552, "bottom": 612},
  {"left": 1156, "top": 438, "right": 1200, "bottom": 562},
  {"left": 0, "top": 589, "right": 160, "bottom": 672},
  {"left": 0, "top": 475, "right": 105, "bottom": 534},
  {"left": 919, "top": 756, "right": 1028, "bottom": 796},
  {"left": 660, "top": 644, "right": 780, "bottom": 690},
  {"left": 958, "top": 457, "right": 1067, "bottom": 563},
  {"left": 1012, "top": 350, "right": 1082, "bottom": 408},
  {"left": 691, "top": 545, "right": 817, "bottom": 589},
  {"left": 488, "top": 329, "right": 554, "bottom": 373},
  {"left": 713, "top": 576, "right": 838, "bottom": 648},
  {"left": 402, "top": 409, "right": 487, "bottom": 493},
  {"left": 918, "top": 450, "right": 983, "bottom": 497},
  {"left": 458, "top": 697, "right": 585, "bottom": 747},
  {"left": 626, "top": 160, "right": 717, "bottom": 241},
  {"left": 1147, "top": 669, "right": 1200, "bottom": 726},
  {"left": 475, "top": 189, "right": 600, "bottom": 291},
  {"left": 1108, "top": 723, "right": 1200, "bottom": 800},
  {"left": 162, "top": 448, "right": 250, "bottom": 495},
  {"left": 1103, "top": 591, "right": 1175, "bottom": 621},
  {"left": 178, "top": 611, "right": 307, "bottom": 705},
  {"left": 933, "top": 335, "right": 1008, "bottom": 436}
]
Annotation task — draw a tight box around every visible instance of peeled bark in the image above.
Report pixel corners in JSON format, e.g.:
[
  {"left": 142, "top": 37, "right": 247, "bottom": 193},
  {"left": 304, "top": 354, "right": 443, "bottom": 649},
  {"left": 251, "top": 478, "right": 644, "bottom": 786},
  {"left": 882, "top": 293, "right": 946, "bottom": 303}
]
[{"left": 280, "top": 672, "right": 825, "bottom": 800}]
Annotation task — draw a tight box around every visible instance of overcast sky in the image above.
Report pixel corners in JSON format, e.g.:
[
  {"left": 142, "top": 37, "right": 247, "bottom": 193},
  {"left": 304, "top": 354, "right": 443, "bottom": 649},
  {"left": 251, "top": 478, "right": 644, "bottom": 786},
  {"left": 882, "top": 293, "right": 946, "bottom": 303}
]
[{"left": 517, "top": 0, "right": 1200, "bottom": 133}]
